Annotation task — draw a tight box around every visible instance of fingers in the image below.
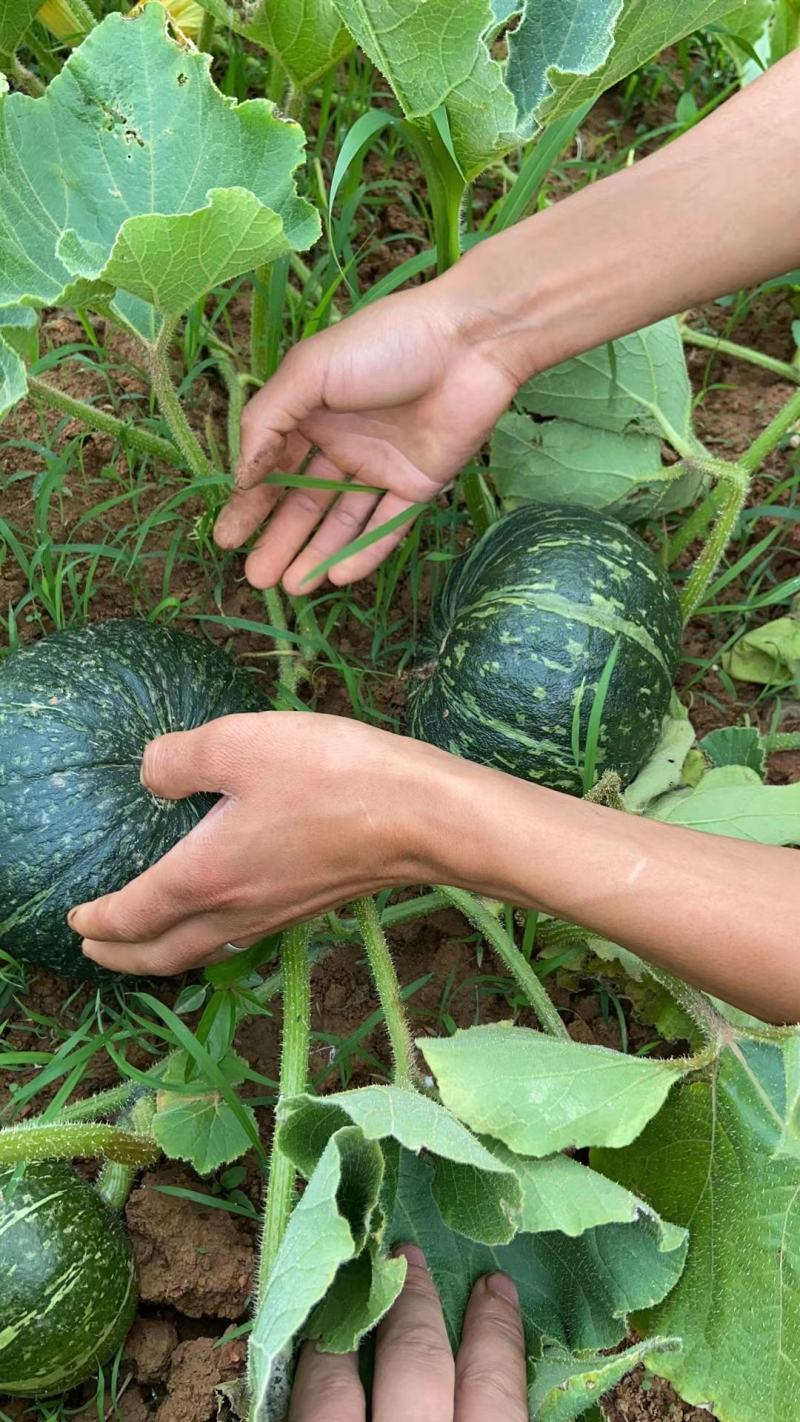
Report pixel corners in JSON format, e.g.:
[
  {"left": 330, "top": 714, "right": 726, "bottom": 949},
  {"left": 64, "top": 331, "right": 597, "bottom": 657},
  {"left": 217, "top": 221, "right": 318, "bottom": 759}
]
[
  {"left": 277, "top": 486, "right": 381, "bottom": 595},
  {"left": 237, "top": 346, "right": 326, "bottom": 489},
  {"left": 455, "top": 1275, "right": 528, "bottom": 1422},
  {"left": 327, "top": 493, "right": 419, "bottom": 586},
  {"left": 140, "top": 722, "right": 230, "bottom": 802},
  {"left": 243, "top": 453, "right": 348, "bottom": 589},
  {"left": 374, "top": 1245, "right": 454, "bottom": 1422},
  {"left": 288, "top": 1345, "right": 365, "bottom": 1422},
  {"left": 215, "top": 433, "right": 310, "bottom": 550},
  {"left": 80, "top": 913, "right": 258, "bottom": 977}
]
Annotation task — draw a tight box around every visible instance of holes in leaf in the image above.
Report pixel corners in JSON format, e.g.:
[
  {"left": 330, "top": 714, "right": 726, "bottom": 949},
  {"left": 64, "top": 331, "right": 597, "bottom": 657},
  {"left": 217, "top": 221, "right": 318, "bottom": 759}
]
[{"left": 177, "top": 73, "right": 188, "bottom": 86}]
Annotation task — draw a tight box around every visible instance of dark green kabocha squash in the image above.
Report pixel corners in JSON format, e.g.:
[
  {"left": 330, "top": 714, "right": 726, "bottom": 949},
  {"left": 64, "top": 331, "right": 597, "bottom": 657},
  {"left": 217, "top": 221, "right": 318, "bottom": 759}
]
[
  {"left": 408, "top": 505, "right": 682, "bottom": 794},
  {"left": 0, "top": 1161, "right": 137, "bottom": 1397},
  {"left": 0, "top": 618, "right": 263, "bottom": 978}
]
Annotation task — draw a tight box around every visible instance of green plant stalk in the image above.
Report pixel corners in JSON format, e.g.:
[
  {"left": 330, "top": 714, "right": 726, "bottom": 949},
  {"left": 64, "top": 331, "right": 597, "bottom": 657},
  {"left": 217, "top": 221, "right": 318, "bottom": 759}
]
[
  {"left": 258, "top": 921, "right": 312, "bottom": 1293},
  {"left": 148, "top": 317, "right": 215, "bottom": 480},
  {"left": 0, "top": 1121, "right": 159, "bottom": 1168},
  {"left": 4, "top": 52, "right": 45, "bottom": 96},
  {"left": 250, "top": 266, "right": 272, "bottom": 385},
  {"left": 401, "top": 120, "right": 465, "bottom": 276},
  {"left": 354, "top": 897, "right": 417, "bottom": 1088},
  {"left": 667, "top": 481, "right": 726, "bottom": 565},
  {"left": 96, "top": 1093, "right": 158, "bottom": 1211},
  {"left": 59, "top": 1082, "right": 138, "bottom": 1124},
  {"left": 28, "top": 375, "right": 184, "bottom": 467},
  {"left": 263, "top": 586, "right": 308, "bottom": 701},
  {"left": 740, "top": 385, "right": 800, "bottom": 475},
  {"left": 680, "top": 464, "right": 750, "bottom": 622},
  {"left": 437, "top": 887, "right": 570, "bottom": 1039},
  {"left": 197, "top": 7, "right": 215, "bottom": 53},
  {"left": 681, "top": 325, "right": 800, "bottom": 385}
]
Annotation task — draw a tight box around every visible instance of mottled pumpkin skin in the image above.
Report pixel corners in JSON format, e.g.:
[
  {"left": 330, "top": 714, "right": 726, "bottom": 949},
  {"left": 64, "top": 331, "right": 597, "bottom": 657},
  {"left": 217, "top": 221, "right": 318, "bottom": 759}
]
[
  {"left": 408, "top": 505, "right": 682, "bottom": 794},
  {"left": 0, "top": 619, "right": 263, "bottom": 977},
  {"left": 0, "top": 1161, "right": 138, "bottom": 1397}
]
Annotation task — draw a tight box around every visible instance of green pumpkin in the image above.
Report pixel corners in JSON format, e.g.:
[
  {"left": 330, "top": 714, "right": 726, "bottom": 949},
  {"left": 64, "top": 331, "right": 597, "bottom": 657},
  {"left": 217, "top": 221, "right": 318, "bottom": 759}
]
[
  {"left": 0, "top": 1161, "right": 137, "bottom": 1397},
  {"left": 0, "top": 618, "right": 263, "bottom": 978},
  {"left": 408, "top": 505, "right": 682, "bottom": 794}
]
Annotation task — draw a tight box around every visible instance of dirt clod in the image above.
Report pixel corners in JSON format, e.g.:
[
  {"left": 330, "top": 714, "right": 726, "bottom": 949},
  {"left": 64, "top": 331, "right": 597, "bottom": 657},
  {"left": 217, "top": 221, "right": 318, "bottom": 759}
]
[
  {"left": 125, "top": 1316, "right": 180, "bottom": 1384},
  {"left": 155, "top": 1337, "right": 247, "bottom": 1422},
  {"left": 126, "top": 1166, "right": 255, "bottom": 1319}
]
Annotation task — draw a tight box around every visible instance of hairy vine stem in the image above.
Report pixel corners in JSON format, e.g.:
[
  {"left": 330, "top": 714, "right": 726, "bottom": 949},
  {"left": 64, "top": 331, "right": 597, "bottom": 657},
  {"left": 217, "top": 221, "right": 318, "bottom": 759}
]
[
  {"left": 148, "top": 317, "right": 215, "bottom": 480},
  {"left": 258, "top": 921, "right": 312, "bottom": 1294},
  {"left": 681, "top": 325, "right": 800, "bottom": 386},
  {"left": 354, "top": 896, "right": 418, "bottom": 1088},
  {"left": 437, "top": 887, "right": 570, "bottom": 1040},
  {"left": 28, "top": 375, "right": 183, "bottom": 467},
  {"left": 0, "top": 1120, "right": 158, "bottom": 1169}
]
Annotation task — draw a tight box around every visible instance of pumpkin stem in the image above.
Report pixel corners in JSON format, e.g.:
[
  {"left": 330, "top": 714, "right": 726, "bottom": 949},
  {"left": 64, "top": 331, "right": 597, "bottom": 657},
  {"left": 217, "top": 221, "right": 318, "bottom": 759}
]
[
  {"left": 257, "top": 921, "right": 312, "bottom": 1293},
  {"left": 436, "top": 886, "right": 570, "bottom": 1040},
  {"left": 354, "top": 896, "right": 419, "bottom": 1089}
]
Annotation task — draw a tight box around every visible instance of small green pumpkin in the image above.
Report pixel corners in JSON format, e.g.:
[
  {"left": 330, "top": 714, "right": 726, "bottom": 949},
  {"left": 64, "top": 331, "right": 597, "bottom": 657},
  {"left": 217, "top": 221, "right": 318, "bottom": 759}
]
[
  {"left": 0, "top": 1161, "right": 138, "bottom": 1397},
  {"left": 408, "top": 505, "right": 683, "bottom": 794}
]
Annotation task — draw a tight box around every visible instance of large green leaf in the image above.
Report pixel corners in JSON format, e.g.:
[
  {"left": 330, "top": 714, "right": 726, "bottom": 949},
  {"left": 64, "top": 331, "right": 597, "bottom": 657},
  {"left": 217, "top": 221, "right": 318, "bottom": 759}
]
[
  {"left": 595, "top": 1036, "right": 800, "bottom": 1420},
  {"left": 330, "top": 0, "right": 520, "bottom": 179},
  {"left": 390, "top": 1147, "right": 687, "bottom": 1354},
  {"left": 329, "top": 1, "right": 749, "bottom": 178},
  {"left": 0, "top": 1, "right": 40, "bottom": 57},
  {"left": 504, "top": 1149, "right": 685, "bottom": 1247},
  {"left": 495, "top": 320, "right": 704, "bottom": 517},
  {"left": 420, "top": 1026, "right": 686, "bottom": 1156},
  {"left": 513, "top": 0, "right": 753, "bottom": 128},
  {"left": 197, "top": 0, "right": 353, "bottom": 87},
  {"left": 517, "top": 320, "right": 698, "bottom": 446},
  {"left": 307, "top": 1242, "right": 406, "bottom": 1353},
  {"left": 649, "top": 764, "right": 800, "bottom": 844},
  {"left": 0, "top": 3, "right": 319, "bottom": 408},
  {"left": 279, "top": 1086, "right": 522, "bottom": 1243},
  {"left": 248, "top": 1126, "right": 386, "bottom": 1422}
]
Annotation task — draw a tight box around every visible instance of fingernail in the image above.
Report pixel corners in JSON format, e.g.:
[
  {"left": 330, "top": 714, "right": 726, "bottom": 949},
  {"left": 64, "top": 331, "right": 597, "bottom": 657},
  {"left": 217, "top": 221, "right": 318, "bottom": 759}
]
[
  {"left": 67, "top": 908, "right": 78, "bottom": 928},
  {"left": 485, "top": 1273, "right": 518, "bottom": 1306},
  {"left": 393, "top": 1243, "right": 427, "bottom": 1270}
]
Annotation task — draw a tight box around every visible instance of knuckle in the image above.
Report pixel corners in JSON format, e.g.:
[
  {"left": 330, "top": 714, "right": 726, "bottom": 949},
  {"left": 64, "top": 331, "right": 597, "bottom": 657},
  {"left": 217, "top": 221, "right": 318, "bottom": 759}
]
[
  {"left": 331, "top": 503, "right": 362, "bottom": 530},
  {"left": 456, "top": 1364, "right": 527, "bottom": 1416},
  {"left": 389, "top": 1319, "right": 452, "bottom": 1366}
]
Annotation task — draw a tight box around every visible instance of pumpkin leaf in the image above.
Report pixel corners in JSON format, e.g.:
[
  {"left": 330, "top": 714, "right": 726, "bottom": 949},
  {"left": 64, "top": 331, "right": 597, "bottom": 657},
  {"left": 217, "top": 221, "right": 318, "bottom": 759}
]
[
  {"left": 248, "top": 1127, "right": 385, "bottom": 1422},
  {"left": 517, "top": 319, "right": 697, "bottom": 447},
  {"left": 594, "top": 1034, "right": 800, "bottom": 1420},
  {"left": 490, "top": 411, "right": 672, "bottom": 517},
  {"left": 419, "top": 1026, "right": 687, "bottom": 1157},
  {"left": 389, "top": 1147, "right": 687, "bottom": 1355},
  {"left": 196, "top": 0, "right": 353, "bottom": 87},
  {"left": 0, "top": 1, "right": 40, "bottom": 56},
  {"left": 307, "top": 1241, "right": 406, "bottom": 1353},
  {"left": 330, "top": 0, "right": 519, "bottom": 180},
  {"left": 699, "top": 725, "right": 767, "bottom": 775},
  {"left": 512, "top": 0, "right": 753, "bottom": 128},
  {"left": 529, "top": 1336, "right": 681, "bottom": 1422},
  {"left": 649, "top": 765, "right": 800, "bottom": 844},
  {"left": 721, "top": 613, "right": 800, "bottom": 686},
  {"left": 0, "top": 4, "right": 319, "bottom": 412},
  {"left": 152, "top": 1050, "right": 258, "bottom": 1175},
  {"left": 498, "top": 319, "right": 704, "bottom": 517},
  {"left": 278, "top": 1086, "right": 522, "bottom": 1244},
  {"left": 497, "top": 1147, "right": 687, "bottom": 1249}
]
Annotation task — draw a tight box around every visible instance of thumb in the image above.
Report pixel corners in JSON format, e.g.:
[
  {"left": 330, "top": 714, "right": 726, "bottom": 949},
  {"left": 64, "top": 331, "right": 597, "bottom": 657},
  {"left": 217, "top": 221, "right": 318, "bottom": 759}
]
[{"left": 141, "top": 721, "right": 229, "bottom": 801}]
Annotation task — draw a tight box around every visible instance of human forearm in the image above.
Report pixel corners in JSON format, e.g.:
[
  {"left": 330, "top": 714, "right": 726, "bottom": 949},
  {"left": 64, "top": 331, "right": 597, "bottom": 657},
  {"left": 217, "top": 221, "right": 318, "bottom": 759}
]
[
  {"left": 413, "top": 745, "right": 799, "bottom": 1025},
  {"left": 444, "top": 50, "right": 800, "bottom": 384}
]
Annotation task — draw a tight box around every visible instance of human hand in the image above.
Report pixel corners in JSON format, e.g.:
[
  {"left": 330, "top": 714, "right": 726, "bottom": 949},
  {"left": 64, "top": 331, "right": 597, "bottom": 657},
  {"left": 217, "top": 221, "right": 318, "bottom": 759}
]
[
  {"left": 68, "top": 711, "right": 448, "bottom": 976},
  {"left": 288, "top": 1244, "right": 528, "bottom": 1421},
  {"left": 213, "top": 280, "right": 519, "bottom": 592}
]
